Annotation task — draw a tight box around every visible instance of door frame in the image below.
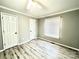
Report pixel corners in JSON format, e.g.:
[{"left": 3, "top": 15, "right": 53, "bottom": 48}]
[
  {"left": 30, "top": 19, "right": 37, "bottom": 40},
  {"left": 1, "top": 12, "right": 18, "bottom": 49}
]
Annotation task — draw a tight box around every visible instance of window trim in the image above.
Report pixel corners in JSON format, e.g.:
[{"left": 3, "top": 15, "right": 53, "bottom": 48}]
[{"left": 44, "top": 16, "right": 62, "bottom": 39}]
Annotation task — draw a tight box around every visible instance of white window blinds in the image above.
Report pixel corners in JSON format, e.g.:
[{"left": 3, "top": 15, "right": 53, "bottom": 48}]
[{"left": 44, "top": 16, "right": 62, "bottom": 38}]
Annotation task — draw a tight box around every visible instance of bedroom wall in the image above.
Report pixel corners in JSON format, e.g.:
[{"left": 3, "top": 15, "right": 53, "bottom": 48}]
[
  {"left": 18, "top": 15, "right": 30, "bottom": 44},
  {"left": 38, "top": 10, "right": 79, "bottom": 49},
  {"left": 0, "top": 8, "right": 34, "bottom": 50},
  {"left": 0, "top": 14, "right": 3, "bottom": 50}
]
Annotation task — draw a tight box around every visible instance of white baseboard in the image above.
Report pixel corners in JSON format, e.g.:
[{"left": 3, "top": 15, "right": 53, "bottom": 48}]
[
  {"left": 0, "top": 38, "right": 36, "bottom": 53},
  {"left": 38, "top": 37, "right": 79, "bottom": 52},
  {"left": 0, "top": 45, "right": 17, "bottom": 53}
]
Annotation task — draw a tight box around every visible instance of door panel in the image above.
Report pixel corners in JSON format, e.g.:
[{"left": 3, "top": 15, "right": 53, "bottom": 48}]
[
  {"left": 1, "top": 13, "right": 18, "bottom": 49},
  {"left": 30, "top": 19, "right": 37, "bottom": 40}
]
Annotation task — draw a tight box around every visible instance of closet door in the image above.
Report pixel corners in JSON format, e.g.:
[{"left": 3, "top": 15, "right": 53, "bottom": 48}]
[
  {"left": 30, "top": 19, "right": 37, "bottom": 40},
  {"left": 1, "top": 13, "right": 18, "bottom": 49}
]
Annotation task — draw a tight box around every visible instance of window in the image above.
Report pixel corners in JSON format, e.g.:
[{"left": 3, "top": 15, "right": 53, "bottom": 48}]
[{"left": 44, "top": 16, "right": 62, "bottom": 38}]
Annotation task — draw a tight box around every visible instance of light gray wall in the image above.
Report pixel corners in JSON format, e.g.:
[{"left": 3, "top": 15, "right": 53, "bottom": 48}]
[
  {"left": 38, "top": 10, "right": 79, "bottom": 49},
  {"left": 0, "top": 8, "right": 33, "bottom": 50},
  {"left": 0, "top": 14, "right": 3, "bottom": 50},
  {"left": 18, "top": 15, "right": 30, "bottom": 44}
]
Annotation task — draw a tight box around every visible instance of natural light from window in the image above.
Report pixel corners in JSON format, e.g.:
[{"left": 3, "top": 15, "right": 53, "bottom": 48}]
[{"left": 44, "top": 16, "right": 62, "bottom": 39}]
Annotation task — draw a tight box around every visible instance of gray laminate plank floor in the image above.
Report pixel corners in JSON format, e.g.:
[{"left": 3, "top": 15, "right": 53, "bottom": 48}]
[{"left": 0, "top": 39, "right": 79, "bottom": 59}]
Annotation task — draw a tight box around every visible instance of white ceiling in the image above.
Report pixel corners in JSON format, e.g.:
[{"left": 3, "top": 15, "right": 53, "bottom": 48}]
[{"left": 0, "top": 0, "right": 79, "bottom": 18}]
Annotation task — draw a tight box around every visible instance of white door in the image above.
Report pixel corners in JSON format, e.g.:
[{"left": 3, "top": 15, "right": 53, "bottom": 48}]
[
  {"left": 30, "top": 19, "right": 37, "bottom": 40},
  {"left": 1, "top": 13, "right": 18, "bottom": 49}
]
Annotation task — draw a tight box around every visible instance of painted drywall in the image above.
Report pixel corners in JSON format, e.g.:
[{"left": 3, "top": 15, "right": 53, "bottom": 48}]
[
  {"left": 0, "top": 0, "right": 28, "bottom": 13},
  {"left": 18, "top": 15, "right": 30, "bottom": 44},
  {"left": 0, "top": 8, "right": 32, "bottom": 50},
  {"left": 38, "top": 10, "right": 79, "bottom": 49},
  {"left": 0, "top": 14, "right": 3, "bottom": 50},
  {"left": 0, "top": 0, "right": 79, "bottom": 17}
]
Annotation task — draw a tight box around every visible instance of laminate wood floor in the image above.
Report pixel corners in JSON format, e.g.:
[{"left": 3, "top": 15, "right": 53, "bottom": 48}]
[{"left": 0, "top": 39, "right": 79, "bottom": 59}]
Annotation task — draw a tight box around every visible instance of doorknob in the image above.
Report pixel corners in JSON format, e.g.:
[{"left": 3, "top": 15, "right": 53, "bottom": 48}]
[{"left": 15, "top": 32, "right": 17, "bottom": 34}]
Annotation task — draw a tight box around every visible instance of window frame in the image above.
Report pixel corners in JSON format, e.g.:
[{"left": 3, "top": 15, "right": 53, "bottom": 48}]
[{"left": 44, "top": 16, "right": 62, "bottom": 39}]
